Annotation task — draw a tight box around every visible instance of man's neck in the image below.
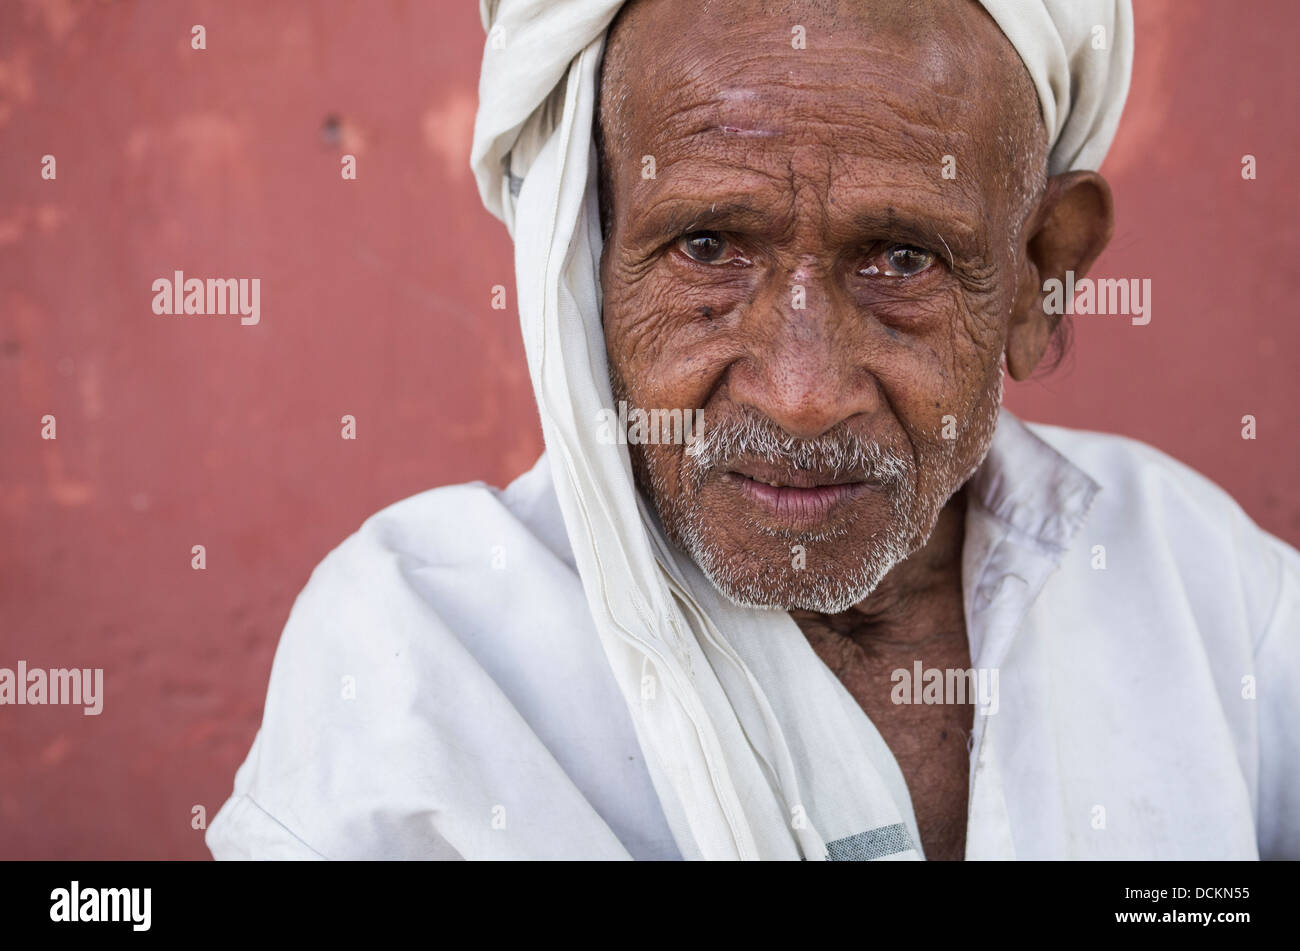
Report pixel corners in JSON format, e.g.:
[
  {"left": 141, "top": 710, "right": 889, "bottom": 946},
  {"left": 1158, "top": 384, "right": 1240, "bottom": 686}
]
[{"left": 788, "top": 484, "right": 974, "bottom": 863}]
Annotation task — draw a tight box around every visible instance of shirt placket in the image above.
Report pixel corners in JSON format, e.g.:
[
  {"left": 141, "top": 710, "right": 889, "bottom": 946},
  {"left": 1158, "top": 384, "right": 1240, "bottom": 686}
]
[{"left": 963, "top": 521, "right": 1067, "bottom": 860}]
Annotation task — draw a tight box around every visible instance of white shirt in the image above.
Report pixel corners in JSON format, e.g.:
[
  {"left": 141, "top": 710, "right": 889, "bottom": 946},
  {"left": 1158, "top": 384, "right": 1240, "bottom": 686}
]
[{"left": 207, "top": 411, "right": 1300, "bottom": 859}]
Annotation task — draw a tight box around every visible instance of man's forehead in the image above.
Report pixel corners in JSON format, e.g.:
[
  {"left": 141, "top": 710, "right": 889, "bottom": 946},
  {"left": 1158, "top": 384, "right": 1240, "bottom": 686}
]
[
  {"left": 601, "top": 0, "right": 1032, "bottom": 167},
  {"left": 640, "top": 62, "right": 980, "bottom": 156}
]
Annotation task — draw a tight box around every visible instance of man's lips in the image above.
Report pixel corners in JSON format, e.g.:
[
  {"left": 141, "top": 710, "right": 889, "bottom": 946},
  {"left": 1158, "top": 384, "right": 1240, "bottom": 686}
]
[
  {"left": 727, "top": 460, "right": 869, "bottom": 489},
  {"left": 722, "top": 466, "right": 876, "bottom": 527}
]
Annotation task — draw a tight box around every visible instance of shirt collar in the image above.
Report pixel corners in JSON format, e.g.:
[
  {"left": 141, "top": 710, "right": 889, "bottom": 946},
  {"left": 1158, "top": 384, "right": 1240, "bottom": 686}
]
[
  {"left": 966, "top": 407, "right": 1101, "bottom": 555},
  {"left": 960, "top": 408, "right": 1102, "bottom": 678}
]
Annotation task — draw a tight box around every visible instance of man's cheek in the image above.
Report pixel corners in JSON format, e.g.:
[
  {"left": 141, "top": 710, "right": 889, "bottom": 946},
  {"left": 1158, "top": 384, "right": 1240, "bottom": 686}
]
[
  {"left": 948, "top": 290, "right": 1008, "bottom": 368},
  {"left": 611, "top": 262, "right": 752, "bottom": 355},
  {"left": 610, "top": 335, "right": 725, "bottom": 432},
  {"left": 605, "top": 267, "right": 696, "bottom": 350},
  {"left": 636, "top": 442, "right": 686, "bottom": 497}
]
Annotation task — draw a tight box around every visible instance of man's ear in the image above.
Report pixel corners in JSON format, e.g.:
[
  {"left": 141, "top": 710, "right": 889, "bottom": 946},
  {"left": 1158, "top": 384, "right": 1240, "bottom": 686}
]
[{"left": 1006, "top": 171, "right": 1115, "bottom": 380}]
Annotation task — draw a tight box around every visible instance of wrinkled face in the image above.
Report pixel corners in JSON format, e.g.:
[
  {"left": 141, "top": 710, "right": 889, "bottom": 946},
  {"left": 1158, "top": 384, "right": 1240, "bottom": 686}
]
[{"left": 598, "top": 0, "right": 1045, "bottom": 612}]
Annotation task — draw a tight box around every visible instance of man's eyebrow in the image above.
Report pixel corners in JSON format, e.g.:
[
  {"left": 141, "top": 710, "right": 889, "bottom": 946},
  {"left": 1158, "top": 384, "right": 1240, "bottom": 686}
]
[
  {"left": 847, "top": 206, "right": 981, "bottom": 255},
  {"left": 630, "top": 200, "right": 778, "bottom": 242}
]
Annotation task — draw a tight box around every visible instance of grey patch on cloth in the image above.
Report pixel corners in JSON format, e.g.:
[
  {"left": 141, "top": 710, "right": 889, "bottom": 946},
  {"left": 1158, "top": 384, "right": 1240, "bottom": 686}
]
[
  {"left": 825, "top": 823, "right": 914, "bottom": 861},
  {"left": 502, "top": 153, "right": 524, "bottom": 198}
]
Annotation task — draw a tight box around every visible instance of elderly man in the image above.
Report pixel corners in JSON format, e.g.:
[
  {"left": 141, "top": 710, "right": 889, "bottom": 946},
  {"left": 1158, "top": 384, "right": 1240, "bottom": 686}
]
[{"left": 208, "top": 0, "right": 1300, "bottom": 860}]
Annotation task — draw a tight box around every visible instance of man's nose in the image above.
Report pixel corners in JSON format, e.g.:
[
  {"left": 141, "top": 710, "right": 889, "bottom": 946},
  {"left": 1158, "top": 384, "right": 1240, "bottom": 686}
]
[{"left": 727, "top": 273, "right": 881, "bottom": 440}]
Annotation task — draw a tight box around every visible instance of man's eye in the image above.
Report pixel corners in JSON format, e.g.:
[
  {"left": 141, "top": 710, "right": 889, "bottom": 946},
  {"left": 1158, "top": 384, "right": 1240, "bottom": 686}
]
[
  {"left": 677, "top": 231, "right": 738, "bottom": 265},
  {"left": 860, "top": 245, "right": 936, "bottom": 278}
]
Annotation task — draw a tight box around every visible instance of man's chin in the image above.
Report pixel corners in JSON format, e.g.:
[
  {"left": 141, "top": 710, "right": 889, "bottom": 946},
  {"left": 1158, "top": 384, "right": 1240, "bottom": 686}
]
[
  {"left": 711, "top": 584, "right": 876, "bottom": 616},
  {"left": 687, "top": 546, "right": 897, "bottom": 616},
  {"left": 647, "top": 470, "right": 923, "bottom": 614}
]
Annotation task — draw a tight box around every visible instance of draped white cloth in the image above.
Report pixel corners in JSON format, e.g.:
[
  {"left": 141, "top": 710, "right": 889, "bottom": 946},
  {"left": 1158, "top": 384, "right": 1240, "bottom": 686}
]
[{"left": 464, "top": 0, "right": 1135, "bottom": 859}]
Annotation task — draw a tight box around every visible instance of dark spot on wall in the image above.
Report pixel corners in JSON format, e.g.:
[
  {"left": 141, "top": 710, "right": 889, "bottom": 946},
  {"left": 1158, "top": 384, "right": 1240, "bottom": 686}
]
[{"left": 320, "top": 114, "right": 342, "bottom": 147}]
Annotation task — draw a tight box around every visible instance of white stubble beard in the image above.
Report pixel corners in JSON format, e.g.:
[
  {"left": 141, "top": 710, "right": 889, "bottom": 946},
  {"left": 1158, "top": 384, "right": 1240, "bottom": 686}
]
[{"left": 649, "top": 369, "right": 1005, "bottom": 614}]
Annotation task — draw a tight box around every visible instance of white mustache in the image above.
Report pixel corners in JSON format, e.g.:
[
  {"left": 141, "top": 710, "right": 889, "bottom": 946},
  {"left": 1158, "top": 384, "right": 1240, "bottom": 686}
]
[{"left": 684, "top": 410, "right": 913, "bottom": 485}]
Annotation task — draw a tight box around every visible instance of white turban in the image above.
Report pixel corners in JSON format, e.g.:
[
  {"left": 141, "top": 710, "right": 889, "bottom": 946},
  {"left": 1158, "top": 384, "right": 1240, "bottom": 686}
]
[{"left": 468, "top": 0, "right": 1133, "bottom": 860}]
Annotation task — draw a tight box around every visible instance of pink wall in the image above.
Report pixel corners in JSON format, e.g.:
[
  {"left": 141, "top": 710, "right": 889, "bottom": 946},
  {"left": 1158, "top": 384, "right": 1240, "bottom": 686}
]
[{"left": 1, "top": 1, "right": 1296, "bottom": 859}]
